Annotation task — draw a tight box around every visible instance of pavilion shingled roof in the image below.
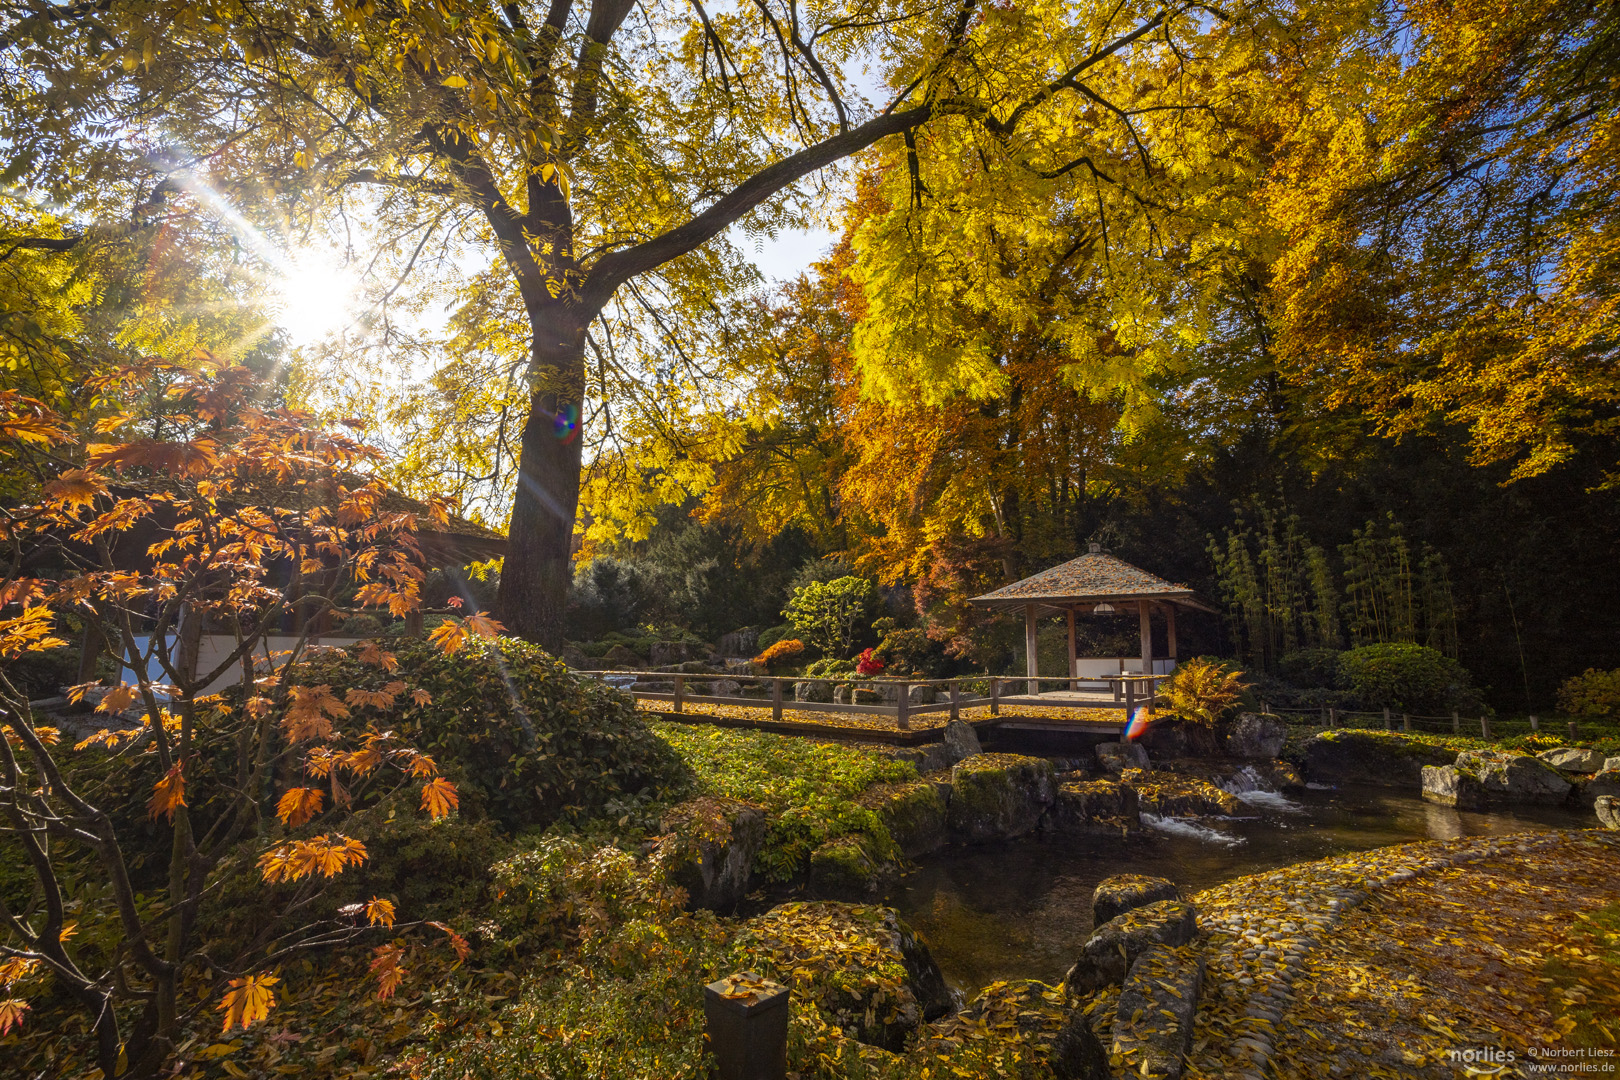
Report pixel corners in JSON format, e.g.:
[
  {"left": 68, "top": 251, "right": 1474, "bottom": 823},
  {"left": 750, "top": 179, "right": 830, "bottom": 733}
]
[{"left": 969, "top": 550, "right": 1210, "bottom": 609}]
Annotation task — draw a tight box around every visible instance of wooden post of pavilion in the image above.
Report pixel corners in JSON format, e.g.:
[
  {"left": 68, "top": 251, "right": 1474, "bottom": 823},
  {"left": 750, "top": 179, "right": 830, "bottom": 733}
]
[
  {"left": 1024, "top": 603, "right": 1039, "bottom": 697},
  {"left": 1137, "top": 601, "right": 1153, "bottom": 676},
  {"left": 1165, "top": 603, "right": 1178, "bottom": 667},
  {"left": 1066, "top": 606, "right": 1078, "bottom": 690}
]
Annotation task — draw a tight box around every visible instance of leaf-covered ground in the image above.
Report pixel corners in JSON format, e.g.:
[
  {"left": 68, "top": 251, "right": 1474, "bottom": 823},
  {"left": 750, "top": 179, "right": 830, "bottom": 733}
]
[
  {"left": 639, "top": 701, "right": 1135, "bottom": 734},
  {"left": 1182, "top": 830, "right": 1620, "bottom": 1079}
]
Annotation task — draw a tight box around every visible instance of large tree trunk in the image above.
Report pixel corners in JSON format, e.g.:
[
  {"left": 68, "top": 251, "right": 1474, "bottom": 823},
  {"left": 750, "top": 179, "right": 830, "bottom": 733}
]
[{"left": 497, "top": 323, "right": 588, "bottom": 650}]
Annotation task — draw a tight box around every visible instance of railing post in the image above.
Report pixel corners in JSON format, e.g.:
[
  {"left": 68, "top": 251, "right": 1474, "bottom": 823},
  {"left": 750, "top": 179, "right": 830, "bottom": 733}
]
[
  {"left": 1328, "top": 706, "right": 1337, "bottom": 729},
  {"left": 1383, "top": 707, "right": 1391, "bottom": 731},
  {"left": 1402, "top": 713, "right": 1411, "bottom": 733},
  {"left": 897, "top": 680, "right": 909, "bottom": 731},
  {"left": 771, "top": 678, "right": 783, "bottom": 723},
  {"left": 704, "top": 972, "right": 789, "bottom": 1080},
  {"left": 1530, "top": 714, "right": 1540, "bottom": 732},
  {"left": 1480, "top": 716, "right": 1490, "bottom": 740},
  {"left": 990, "top": 677, "right": 1000, "bottom": 716},
  {"left": 1569, "top": 720, "right": 1579, "bottom": 741},
  {"left": 1452, "top": 710, "right": 1459, "bottom": 734},
  {"left": 674, "top": 674, "right": 684, "bottom": 713},
  {"left": 950, "top": 679, "right": 960, "bottom": 722},
  {"left": 1126, "top": 679, "right": 1136, "bottom": 716}
]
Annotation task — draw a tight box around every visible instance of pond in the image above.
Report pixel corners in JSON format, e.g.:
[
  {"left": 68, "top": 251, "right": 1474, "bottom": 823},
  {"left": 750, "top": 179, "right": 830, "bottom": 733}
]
[{"left": 886, "top": 782, "right": 1592, "bottom": 994}]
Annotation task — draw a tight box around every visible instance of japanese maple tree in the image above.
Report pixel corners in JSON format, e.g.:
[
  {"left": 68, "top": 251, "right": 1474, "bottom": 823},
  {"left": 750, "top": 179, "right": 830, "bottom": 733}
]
[{"left": 0, "top": 362, "right": 498, "bottom": 1078}]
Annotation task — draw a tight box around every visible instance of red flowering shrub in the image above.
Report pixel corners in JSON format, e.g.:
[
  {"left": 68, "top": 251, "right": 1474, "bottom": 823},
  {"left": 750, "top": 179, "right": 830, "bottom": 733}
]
[{"left": 854, "top": 648, "right": 885, "bottom": 676}]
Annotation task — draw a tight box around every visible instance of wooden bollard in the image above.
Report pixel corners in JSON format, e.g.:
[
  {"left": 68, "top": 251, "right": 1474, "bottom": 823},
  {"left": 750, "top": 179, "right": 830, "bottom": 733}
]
[
  {"left": 950, "top": 680, "right": 960, "bottom": 722},
  {"left": 771, "top": 678, "right": 783, "bottom": 723},
  {"left": 674, "top": 674, "right": 684, "bottom": 714},
  {"left": 990, "top": 677, "right": 1000, "bottom": 717},
  {"left": 704, "top": 972, "right": 788, "bottom": 1080}
]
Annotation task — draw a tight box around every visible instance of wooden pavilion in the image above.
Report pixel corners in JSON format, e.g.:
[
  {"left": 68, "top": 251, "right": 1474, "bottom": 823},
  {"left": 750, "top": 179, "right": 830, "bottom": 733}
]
[{"left": 968, "top": 544, "right": 1216, "bottom": 696}]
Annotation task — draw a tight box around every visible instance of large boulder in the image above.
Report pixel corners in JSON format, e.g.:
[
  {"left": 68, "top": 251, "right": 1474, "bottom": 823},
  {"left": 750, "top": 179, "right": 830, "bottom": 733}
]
[
  {"left": 1223, "top": 712, "right": 1287, "bottom": 760},
  {"left": 880, "top": 743, "right": 957, "bottom": 776},
  {"left": 744, "top": 901, "right": 952, "bottom": 1050},
  {"left": 794, "top": 680, "right": 833, "bottom": 703},
  {"left": 1095, "top": 741, "right": 1151, "bottom": 774},
  {"left": 1300, "top": 730, "right": 1458, "bottom": 786},
  {"left": 1110, "top": 944, "right": 1205, "bottom": 1080},
  {"left": 650, "top": 640, "right": 709, "bottom": 666},
  {"left": 947, "top": 754, "right": 1056, "bottom": 842},
  {"left": 1424, "top": 750, "right": 1572, "bottom": 808},
  {"left": 1575, "top": 768, "right": 1620, "bottom": 807},
  {"left": 938, "top": 981, "right": 1110, "bottom": 1080},
  {"left": 1047, "top": 780, "right": 1141, "bottom": 836},
  {"left": 942, "top": 719, "right": 983, "bottom": 762},
  {"left": 1092, "top": 874, "right": 1180, "bottom": 927},
  {"left": 601, "top": 643, "right": 642, "bottom": 667},
  {"left": 1596, "top": 796, "right": 1620, "bottom": 830},
  {"left": 716, "top": 628, "right": 759, "bottom": 657},
  {"left": 862, "top": 781, "right": 949, "bottom": 858},
  {"left": 1064, "top": 900, "right": 1199, "bottom": 997},
  {"left": 1120, "top": 769, "right": 1239, "bottom": 817},
  {"left": 654, "top": 796, "right": 767, "bottom": 911},
  {"left": 1606, "top": 757, "right": 1620, "bottom": 773},
  {"left": 1538, "top": 746, "right": 1608, "bottom": 774},
  {"left": 1136, "top": 719, "right": 1219, "bottom": 761}
]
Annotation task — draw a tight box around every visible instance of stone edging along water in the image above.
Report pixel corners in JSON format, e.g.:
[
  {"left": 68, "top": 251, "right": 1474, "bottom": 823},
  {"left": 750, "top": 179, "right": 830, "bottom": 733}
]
[{"left": 1183, "top": 829, "right": 1582, "bottom": 1079}]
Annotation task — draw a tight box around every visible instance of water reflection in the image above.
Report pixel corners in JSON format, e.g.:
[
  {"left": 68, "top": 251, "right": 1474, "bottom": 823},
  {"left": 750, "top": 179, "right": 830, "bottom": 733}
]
[{"left": 886, "top": 783, "right": 1587, "bottom": 993}]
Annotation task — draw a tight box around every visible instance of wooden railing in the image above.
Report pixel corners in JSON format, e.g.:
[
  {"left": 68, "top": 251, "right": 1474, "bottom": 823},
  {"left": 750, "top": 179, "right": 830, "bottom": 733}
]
[{"left": 571, "top": 670, "right": 1169, "bottom": 731}]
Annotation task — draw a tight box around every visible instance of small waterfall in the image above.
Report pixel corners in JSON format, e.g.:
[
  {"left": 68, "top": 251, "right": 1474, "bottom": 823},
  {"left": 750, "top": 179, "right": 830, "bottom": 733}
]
[
  {"left": 1219, "top": 765, "right": 1304, "bottom": 813},
  {"left": 1141, "top": 813, "right": 1244, "bottom": 846}
]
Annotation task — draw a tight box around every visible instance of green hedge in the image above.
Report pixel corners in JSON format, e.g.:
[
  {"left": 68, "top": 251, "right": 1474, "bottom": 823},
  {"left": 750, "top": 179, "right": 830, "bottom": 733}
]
[{"left": 298, "top": 637, "right": 692, "bottom": 831}]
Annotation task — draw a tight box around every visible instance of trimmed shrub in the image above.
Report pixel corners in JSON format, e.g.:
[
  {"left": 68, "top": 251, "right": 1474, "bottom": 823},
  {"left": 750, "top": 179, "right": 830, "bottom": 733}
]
[
  {"left": 1277, "top": 648, "right": 1342, "bottom": 689},
  {"left": 296, "top": 637, "right": 692, "bottom": 831},
  {"left": 753, "top": 639, "right": 807, "bottom": 668},
  {"left": 755, "top": 623, "right": 797, "bottom": 651},
  {"left": 1558, "top": 668, "right": 1620, "bottom": 719},
  {"left": 1335, "top": 642, "right": 1478, "bottom": 714}
]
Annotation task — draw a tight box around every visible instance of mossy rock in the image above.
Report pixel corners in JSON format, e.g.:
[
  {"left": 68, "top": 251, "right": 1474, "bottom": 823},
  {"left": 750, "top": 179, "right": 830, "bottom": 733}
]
[
  {"left": 1120, "top": 769, "right": 1239, "bottom": 817},
  {"left": 1047, "top": 779, "right": 1141, "bottom": 837},
  {"left": 808, "top": 836, "right": 883, "bottom": 896},
  {"left": 1301, "top": 730, "right": 1459, "bottom": 787},
  {"left": 741, "top": 901, "right": 953, "bottom": 1050},
  {"left": 947, "top": 753, "right": 1056, "bottom": 842},
  {"left": 861, "top": 781, "right": 949, "bottom": 858}
]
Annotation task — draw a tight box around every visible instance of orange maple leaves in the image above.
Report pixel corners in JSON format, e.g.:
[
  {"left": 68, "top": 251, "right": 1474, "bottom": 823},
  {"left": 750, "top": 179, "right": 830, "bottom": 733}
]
[
  {"left": 426, "top": 611, "right": 505, "bottom": 654},
  {"left": 147, "top": 763, "right": 187, "bottom": 822},
  {"left": 420, "top": 777, "right": 460, "bottom": 819},
  {"left": 275, "top": 786, "right": 325, "bottom": 828},
  {"left": 257, "top": 834, "right": 369, "bottom": 884},
  {"left": 218, "top": 973, "right": 278, "bottom": 1032}
]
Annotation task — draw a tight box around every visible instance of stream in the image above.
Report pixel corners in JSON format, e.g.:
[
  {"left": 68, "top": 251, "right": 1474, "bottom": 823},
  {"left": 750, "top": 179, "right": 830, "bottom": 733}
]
[{"left": 887, "top": 782, "right": 1592, "bottom": 994}]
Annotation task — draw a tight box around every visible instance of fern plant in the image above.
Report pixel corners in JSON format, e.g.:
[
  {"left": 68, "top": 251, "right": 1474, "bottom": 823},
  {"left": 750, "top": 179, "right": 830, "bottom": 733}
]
[{"left": 1160, "top": 659, "right": 1252, "bottom": 727}]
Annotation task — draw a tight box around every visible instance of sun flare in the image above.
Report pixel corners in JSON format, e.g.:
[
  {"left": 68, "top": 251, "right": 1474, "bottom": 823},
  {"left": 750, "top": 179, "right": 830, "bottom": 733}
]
[{"left": 275, "top": 256, "right": 357, "bottom": 345}]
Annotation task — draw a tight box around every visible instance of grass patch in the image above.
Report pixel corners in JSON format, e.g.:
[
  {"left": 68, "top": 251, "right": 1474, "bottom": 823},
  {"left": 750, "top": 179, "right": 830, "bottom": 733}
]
[{"left": 651, "top": 722, "right": 917, "bottom": 880}]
